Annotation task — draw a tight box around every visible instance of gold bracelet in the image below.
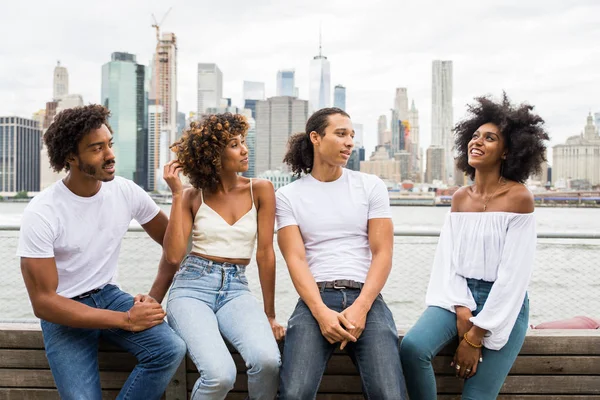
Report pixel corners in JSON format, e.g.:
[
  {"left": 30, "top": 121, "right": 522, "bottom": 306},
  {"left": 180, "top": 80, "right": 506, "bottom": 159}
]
[{"left": 463, "top": 332, "right": 482, "bottom": 348}]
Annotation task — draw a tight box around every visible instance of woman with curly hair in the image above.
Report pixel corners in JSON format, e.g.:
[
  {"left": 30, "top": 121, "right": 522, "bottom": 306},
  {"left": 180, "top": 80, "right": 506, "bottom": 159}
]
[
  {"left": 400, "top": 93, "right": 549, "bottom": 399},
  {"left": 161, "top": 113, "right": 283, "bottom": 400}
]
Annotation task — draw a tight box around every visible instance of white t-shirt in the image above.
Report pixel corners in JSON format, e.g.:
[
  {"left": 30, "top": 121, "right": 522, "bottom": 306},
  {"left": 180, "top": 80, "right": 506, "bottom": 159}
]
[
  {"left": 276, "top": 168, "right": 391, "bottom": 283},
  {"left": 17, "top": 176, "right": 160, "bottom": 298}
]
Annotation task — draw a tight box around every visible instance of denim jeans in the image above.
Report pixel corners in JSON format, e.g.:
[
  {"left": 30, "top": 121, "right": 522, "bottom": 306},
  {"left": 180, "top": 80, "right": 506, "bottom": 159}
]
[
  {"left": 278, "top": 288, "right": 408, "bottom": 400},
  {"left": 167, "top": 254, "right": 281, "bottom": 400},
  {"left": 400, "top": 278, "right": 529, "bottom": 400},
  {"left": 40, "top": 284, "right": 187, "bottom": 400}
]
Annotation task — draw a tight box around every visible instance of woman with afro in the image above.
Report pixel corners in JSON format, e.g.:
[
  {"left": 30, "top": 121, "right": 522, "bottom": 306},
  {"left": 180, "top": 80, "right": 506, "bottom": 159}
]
[
  {"left": 161, "top": 113, "right": 284, "bottom": 400},
  {"left": 400, "top": 93, "right": 549, "bottom": 399}
]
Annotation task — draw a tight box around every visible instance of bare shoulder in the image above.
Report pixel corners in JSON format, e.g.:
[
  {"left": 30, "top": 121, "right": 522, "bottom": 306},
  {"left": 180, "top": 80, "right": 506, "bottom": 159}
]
[
  {"left": 451, "top": 186, "right": 470, "bottom": 211},
  {"left": 505, "top": 182, "right": 534, "bottom": 213},
  {"left": 251, "top": 178, "right": 275, "bottom": 195}
]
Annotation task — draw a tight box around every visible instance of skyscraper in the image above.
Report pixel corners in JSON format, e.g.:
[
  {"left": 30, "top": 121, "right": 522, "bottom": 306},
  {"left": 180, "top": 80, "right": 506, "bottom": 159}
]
[
  {"left": 334, "top": 85, "right": 346, "bottom": 110},
  {"left": 53, "top": 61, "right": 69, "bottom": 101},
  {"left": 309, "top": 34, "right": 331, "bottom": 113},
  {"left": 255, "top": 96, "right": 309, "bottom": 175},
  {"left": 377, "top": 115, "right": 387, "bottom": 146},
  {"left": 431, "top": 60, "right": 454, "bottom": 183},
  {"left": 197, "top": 63, "right": 223, "bottom": 117},
  {"left": 149, "top": 32, "right": 177, "bottom": 191},
  {"left": 408, "top": 100, "right": 422, "bottom": 182},
  {"left": 101, "top": 52, "right": 148, "bottom": 184},
  {"left": 0, "top": 117, "right": 41, "bottom": 193},
  {"left": 394, "top": 88, "right": 409, "bottom": 120},
  {"left": 276, "top": 70, "right": 295, "bottom": 97},
  {"left": 426, "top": 146, "right": 446, "bottom": 183},
  {"left": 242, "top": 117, "right": 257, "bottom": 179},
  {"left": 243, "top": 81, "right": 265, "bottom": 119}
]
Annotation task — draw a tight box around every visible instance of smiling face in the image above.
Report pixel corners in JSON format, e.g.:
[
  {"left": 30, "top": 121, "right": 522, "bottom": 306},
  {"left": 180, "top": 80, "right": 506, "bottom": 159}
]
[
  {"left": 220, "top": 134, "right": 249, "bottom": 173},
  {"left": 311, "top": 113, "right": 355, "bottom": 167},
  {"left": 69, "top": 124, "right": 116, "bottom": 182},
  {"left": 467, "top": 122, "right": 506, "bottom": 171}
]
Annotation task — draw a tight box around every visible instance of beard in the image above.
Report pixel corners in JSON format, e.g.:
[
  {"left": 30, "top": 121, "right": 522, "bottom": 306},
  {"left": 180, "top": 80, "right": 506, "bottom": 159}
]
[{"left": 77, "top": 159, "right": 115, "bottom": 182}]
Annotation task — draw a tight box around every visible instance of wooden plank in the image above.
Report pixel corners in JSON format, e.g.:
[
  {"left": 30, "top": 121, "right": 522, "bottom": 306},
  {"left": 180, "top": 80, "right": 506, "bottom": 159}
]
[
  {"left": 0, "top": 349, "right": 137, "bottom": 371},
  {"left": 0, "top": 369, "right": 130, "bottom": 390},
  {"left": 0, "top": 389, "right": 120, "bottom": 400}
]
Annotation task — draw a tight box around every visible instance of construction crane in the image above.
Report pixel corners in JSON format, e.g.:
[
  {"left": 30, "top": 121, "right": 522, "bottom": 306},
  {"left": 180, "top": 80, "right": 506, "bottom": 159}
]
[{"left": 151, "top": 8, "right": 172, "bottom": 41}]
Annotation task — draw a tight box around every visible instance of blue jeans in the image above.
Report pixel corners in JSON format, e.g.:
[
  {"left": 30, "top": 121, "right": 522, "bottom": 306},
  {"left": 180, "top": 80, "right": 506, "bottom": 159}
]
[
  {"left": 40, "top": 284, "right": 187, "bottom": 400},
  {"left": 400, "top": 279, "right": 529, "bottom": 400},
  {"left": 167, "top": 254, "right": 281, "bottom": 400},
  {"left": 279, "top": 289, "right": 408, "bottom": 400}
]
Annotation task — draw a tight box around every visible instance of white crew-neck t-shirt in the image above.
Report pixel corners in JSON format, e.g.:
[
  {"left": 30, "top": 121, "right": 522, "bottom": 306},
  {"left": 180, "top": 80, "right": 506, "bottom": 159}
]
[
  {"left": 275, "top": 168, "right": 391, "bottom": 283},
  {"left": 17, "top": 176, "right": 160, "bottom": 298}
]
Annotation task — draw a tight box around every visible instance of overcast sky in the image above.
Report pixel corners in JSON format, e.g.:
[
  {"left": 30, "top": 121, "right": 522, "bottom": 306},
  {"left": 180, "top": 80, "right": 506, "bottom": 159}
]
[{"left": 1, "top": 0, "right": 599, "bottom": 159}]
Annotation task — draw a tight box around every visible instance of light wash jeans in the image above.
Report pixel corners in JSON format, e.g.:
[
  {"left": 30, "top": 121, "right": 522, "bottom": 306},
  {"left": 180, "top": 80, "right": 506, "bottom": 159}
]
[
  {"left": 41, "top": 284, "right": 187, "bottom": 400},
  {"left": 400, "top": 278, "right": 529, "bottom": 400},
  {"left": 167, "top": 254, "right": 281, "bottom": 400},
  {"left": 279, "top": 289, "right": 408, "bottom": 400}
]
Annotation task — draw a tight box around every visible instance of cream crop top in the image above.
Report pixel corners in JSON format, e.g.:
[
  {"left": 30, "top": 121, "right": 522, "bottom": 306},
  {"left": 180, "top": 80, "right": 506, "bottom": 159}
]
[{"left": 191, "top": 180, "right": 258, "bottom": 259}]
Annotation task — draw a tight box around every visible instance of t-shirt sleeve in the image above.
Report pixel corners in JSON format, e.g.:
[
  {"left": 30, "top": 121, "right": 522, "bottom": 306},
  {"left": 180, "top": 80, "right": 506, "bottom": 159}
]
[
  {"left": 16, "top": 210, "right": 56, "bottom": 258},
  {"left": 128, "top": 180, "right": 160, "bottom": 225},
  {"left": 368, "top": 177, "right": 392, "bottom": 219},
  {"left": 275, "top": 189, "right": 297, "bottom": 231}
]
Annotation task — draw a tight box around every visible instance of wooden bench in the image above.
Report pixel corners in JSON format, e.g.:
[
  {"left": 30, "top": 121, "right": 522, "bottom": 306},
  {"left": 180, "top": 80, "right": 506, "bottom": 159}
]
[{"left": 1, "top": 323, "right": 599, "bottom": 399}]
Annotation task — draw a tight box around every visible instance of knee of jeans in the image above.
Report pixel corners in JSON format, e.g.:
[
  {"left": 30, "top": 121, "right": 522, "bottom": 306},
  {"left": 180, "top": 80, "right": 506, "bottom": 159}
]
[
  {"left": 247, "top": 352, "right": 281, "bottom": 375},
  {"left": 399, "top": 333, "right": 430, "bottom": 363},
  {"left": 199, "top": 361, "right": 237, "bottom": 393},
  {"left": 279, "top": 381, "right": 314, "bottom": 400},
  {"left": 156, "top": 334, "right": 187, "bottom": 366}
]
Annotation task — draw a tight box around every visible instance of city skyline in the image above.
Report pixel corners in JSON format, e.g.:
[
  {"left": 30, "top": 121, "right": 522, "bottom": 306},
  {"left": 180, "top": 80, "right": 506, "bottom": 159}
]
[{"left": 1, "top": 1, "right": 599, "bottom": 160}]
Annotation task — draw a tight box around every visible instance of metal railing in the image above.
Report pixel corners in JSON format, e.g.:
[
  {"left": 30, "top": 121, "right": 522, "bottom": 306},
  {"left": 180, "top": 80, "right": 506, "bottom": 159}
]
[{"left": 2, "top": 225, "right": 599, "bottom": 329}]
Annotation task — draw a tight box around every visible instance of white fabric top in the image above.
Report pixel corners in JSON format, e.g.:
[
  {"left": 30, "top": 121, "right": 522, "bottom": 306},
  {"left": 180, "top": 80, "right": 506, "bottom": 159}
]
[
  {"left": 191, "top": 179, "right": 258, "bottom": 259},
  {"left": 276, "top": 168, "right": 391, "bottom": 283},
  {"left": 17, "top": 177, "right": 160, "bottom": 298},
  {"left": 425, "top": 212, "right": 536, "bottom": 350}
]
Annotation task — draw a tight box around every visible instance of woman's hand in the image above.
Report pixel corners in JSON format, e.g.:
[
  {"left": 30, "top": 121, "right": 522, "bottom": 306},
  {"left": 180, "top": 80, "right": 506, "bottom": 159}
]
[
  {"left": 268, "top": 317, "right": 286, "bottom": 341},
  {"left": 455, "top": 306, "right": 473, "bottom": 342},
  {"left": 163, "top": 160, "right": 183, "bottom": 195}
]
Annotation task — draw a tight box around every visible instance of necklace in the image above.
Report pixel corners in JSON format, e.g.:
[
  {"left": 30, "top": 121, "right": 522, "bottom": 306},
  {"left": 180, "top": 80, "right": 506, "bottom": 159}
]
[{"left": 474, "top": 177, "right": 505, "bottom": 211}]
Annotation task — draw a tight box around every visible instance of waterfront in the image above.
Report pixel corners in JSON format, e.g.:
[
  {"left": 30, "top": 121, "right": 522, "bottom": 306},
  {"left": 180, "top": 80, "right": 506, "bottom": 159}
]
[{"left": 1, "top": 204, "right": 599, "bottom": 329}]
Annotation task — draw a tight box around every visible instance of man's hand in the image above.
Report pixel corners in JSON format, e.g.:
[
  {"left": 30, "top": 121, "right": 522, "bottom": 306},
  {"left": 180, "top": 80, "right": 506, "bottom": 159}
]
[
  {"left": 126, "top": 300, "right": 166, "bottom": 332},
  {"left": 313, "top": 306, "right": 357, "bottom": 345},
  {"left": 268, "top": 317, "right": 286, "bottom": 341},
  {"left": 339, "top": 302, "right": 369, "bottom": 350}
]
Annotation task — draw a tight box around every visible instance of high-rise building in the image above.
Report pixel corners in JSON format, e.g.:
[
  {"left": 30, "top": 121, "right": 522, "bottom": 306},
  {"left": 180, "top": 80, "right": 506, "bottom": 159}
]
[
  {"left": 255, "top": 96, "right": 309, "bottom": 175},
  {"left": 353, "top": 123, "right": 364, "bottom": 148},
  {"left": 394, "top": 88, "right": 409, "bottom": 120},
  {"left": 309, "top": 36, "right": 331, "bottom": 112},
  {"left": 552, "top": 113, "right": 600, "bottom": 186},
  {"left": 149, "top": 32, "right": 177, "bottom": 191},
  {"left": 276, "top": 70, "right": 295, "bottom": 97},
  {"left": 101, "top": 52, "right": 148, "bottom": 184},
  {"left": 431, "top": 60, "right": 454, "bottom": 183},
  {"left": 390, "top": 109, "right": 400, "bottom": 154},
  {"left": 197, "top": 63, "right": 223, "bottom": 117},
  {"left": 377, "top": 115, "right": 387, "bottom": 146},
  {"left": 360, "top": 145, "right": 401, "bottom": 183},
  {"left": 53, "top": 61, "right": 69, "bottom": 101},
  {"left": 426, "top": 146, "right": 446, "bottom": 183},
  {"left": 408, "top": 100, "right": 422, "bottom": 182},
  {"left": 334, "top": 85, "right": 346, "bottom": 110},
  {"left": 242, "top": 117, "right": 257, "bottom": 179},
  {"left": 56, "top": 94, "right": 84, "bottom": 113},
  {"left": 594, "top": 112, "right": 600, "bottom": 129},
  {"left": 0, "top": 117, "right": 41, "bottom": 193}
]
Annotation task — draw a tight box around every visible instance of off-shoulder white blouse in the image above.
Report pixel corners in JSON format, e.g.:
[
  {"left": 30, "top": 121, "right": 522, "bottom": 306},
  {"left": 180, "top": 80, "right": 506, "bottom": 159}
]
[{"left": 425, "top": 212, "right": 536, "bottom": 350}]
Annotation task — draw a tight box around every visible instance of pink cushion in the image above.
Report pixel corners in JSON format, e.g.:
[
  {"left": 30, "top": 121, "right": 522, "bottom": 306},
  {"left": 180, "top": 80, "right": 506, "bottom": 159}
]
[{"left": 532, "top": 316, "right": 600, "bottom": 329}]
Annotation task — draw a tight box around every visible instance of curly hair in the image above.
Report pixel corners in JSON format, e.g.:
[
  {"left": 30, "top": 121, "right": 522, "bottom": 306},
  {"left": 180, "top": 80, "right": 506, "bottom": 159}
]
[
  {"left": 283, "top": 107, "right": 350, "bottom": 176},
  {"left": 454, "top": 92, "right": 549, "bottom": 183},
  {"left": 171, "top": 113, "right": 249, "bottom": 191},
  {"left": 43, "top": 105, "right": 113, "bottom": 172}
]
